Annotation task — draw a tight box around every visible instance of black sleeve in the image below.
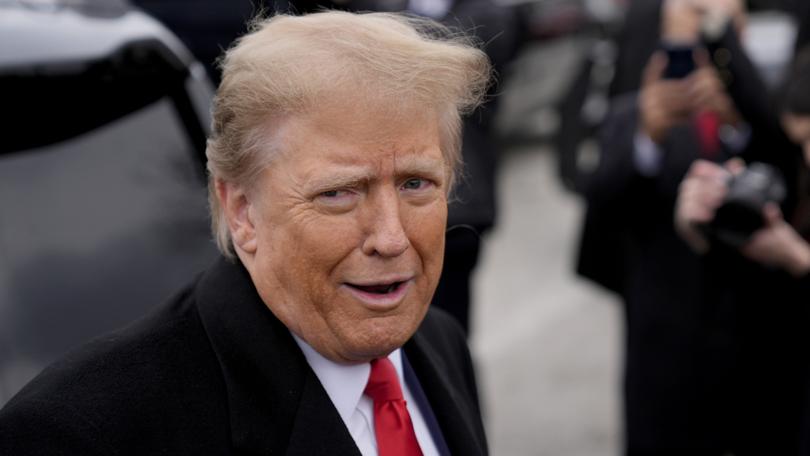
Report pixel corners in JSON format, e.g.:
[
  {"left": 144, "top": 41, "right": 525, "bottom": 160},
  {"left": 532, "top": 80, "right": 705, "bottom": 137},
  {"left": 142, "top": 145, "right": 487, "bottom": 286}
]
[
  {"left": 0, "top": 399, "right": 115, "bottom": 456},
  {"left": 576, "top": 93, "right": 644, "bottom": 294},
  {"left": 608, "top": 0, "right": 663, "bottom": 97}
]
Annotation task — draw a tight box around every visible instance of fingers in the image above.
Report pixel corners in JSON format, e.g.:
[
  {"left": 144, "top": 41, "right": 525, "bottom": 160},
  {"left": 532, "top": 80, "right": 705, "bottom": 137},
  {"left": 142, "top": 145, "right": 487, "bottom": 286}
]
[
  {"left": 723, "top": 157, "right": 745, "bottom": 176},
  {"left": 692, "top": 47, "right": 711, "bottom": 69},
  {"left": 680, "top": 160, "right": 734, "bottom": 218},
  {"left": 643, "top": 52, "right": 668, "bottom": 87},
  {"left": 762, "top": 202, "right": 783, "bottom": 226},
  {"left": 639, "top": 73, "right": 692, "bottom": 142},
  {"left": 679, "top": 161, "right": 729, "bottom": 228},
  {"left": 678, "top": 172, "right": 728, "bottom": 222},
  {"left": 687, "top": 68, "right": 724, "bottom": 102},
  {"left": 687, "top": 66, "right": 739, "bottom": 122},
  {"left": 687, "top": 159, "right": 730, "bottom": 180},
  {"left": 675, "top": 160, "right": 731, "bottom": 253},
  {"left": 739, "top": 231, "right": 767, "bottom": 261}
]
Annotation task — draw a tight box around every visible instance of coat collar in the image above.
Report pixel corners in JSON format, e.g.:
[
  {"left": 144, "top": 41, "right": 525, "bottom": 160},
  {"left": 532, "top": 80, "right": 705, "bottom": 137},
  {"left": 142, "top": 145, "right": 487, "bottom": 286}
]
[
  {"left": 194, "top": 257, "right": 485, "bottom": 455},
  {"left": 194, "top": 258, "right": 360, "bottom": 456},
  {"left": 404, "top": 332, "right": 488, "bottom": 456}
]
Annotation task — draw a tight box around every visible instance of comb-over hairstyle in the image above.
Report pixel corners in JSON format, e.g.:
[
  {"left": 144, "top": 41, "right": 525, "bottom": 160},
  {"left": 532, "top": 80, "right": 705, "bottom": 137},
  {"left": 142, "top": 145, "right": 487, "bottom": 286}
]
[{"left": 206, "top": 10, "right": 492, "bottom": 258}]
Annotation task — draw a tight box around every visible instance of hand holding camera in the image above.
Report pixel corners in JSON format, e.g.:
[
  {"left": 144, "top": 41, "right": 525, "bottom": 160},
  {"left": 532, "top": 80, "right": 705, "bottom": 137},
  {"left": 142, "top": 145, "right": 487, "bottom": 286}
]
[
  {"left": 675, "top": 159, "right": 804, "bottom": 276},
  {"left": 741, "top": 204, "right": 810, "bottom": 277},
  {"left": 675, "top": 159, "right": 739, "bottom": 253}
]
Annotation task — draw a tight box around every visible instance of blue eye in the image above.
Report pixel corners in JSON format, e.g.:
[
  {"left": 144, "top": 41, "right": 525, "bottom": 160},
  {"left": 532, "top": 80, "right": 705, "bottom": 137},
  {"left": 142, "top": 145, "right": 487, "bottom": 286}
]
[{"left": 402, "top": 178, "right": 426, "bottom": 190}]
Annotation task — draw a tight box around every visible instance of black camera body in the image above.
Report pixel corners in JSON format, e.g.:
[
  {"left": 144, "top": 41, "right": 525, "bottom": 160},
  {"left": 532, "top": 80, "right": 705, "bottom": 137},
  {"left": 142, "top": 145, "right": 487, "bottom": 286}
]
[{"left": 704, "top": 162, "right": 786, "bottom": 248}]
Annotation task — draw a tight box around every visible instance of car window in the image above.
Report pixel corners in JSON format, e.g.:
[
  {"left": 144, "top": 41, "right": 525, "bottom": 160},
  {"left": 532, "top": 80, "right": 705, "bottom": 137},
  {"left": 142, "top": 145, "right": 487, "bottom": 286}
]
[{"left": 0, "top": 97, "right": 219, "bottom": 405}]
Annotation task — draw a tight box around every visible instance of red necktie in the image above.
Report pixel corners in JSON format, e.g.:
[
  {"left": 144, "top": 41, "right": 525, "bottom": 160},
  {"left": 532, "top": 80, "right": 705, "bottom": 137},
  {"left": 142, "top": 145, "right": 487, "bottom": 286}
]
[
  {"left": 364, "top": 357, "right": 423, "bottom": 456},
  {"left": 694, "top": 111, "right": 721, "bottom": 159}
]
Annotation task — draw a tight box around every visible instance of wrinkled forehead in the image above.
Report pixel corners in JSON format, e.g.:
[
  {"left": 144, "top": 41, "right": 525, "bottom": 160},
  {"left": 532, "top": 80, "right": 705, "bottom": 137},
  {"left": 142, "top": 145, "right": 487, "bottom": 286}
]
[
  {"left": 248, "top": 105, "right": 448, "bottom": 200},
  {"left": 249, "top": 96, "right": 441, "bottom": 162},
  {"left": 312, "top": 93, "right": 440, "bottom": 137},
  {"left": 260, "top": 92, "right": 451, "bottom": 161},
  {"left": 278, "top": 101, "right": 442, "bottom": 157}
]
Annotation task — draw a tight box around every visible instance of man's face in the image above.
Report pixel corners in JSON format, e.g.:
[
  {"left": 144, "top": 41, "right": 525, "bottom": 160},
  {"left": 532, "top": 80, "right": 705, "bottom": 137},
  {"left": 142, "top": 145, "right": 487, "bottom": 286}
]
[
  {"left": 662, "top": 0, "right": 703, "bottom": 43},
  {"left": 237, "top": 104, "right": 448, "bottom": 364},
  {"left": 782, "top": 112, "right": 810, "bottom": 167},
  {"left": 662, "top": 0, "right": 746, "bottom": 43}
]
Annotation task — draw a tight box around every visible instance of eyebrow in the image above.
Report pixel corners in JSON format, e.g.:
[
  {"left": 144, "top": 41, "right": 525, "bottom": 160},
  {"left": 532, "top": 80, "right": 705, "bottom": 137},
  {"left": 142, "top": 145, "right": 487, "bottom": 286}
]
[
  {"left": 393, "top": 156, "right": 447, "bottom": 180},
  {"left": 305, "top": 168, "right": 375, "bottom": 193},
  {"left": 303, "top": 156, "right": 447, "bottom": 192}
]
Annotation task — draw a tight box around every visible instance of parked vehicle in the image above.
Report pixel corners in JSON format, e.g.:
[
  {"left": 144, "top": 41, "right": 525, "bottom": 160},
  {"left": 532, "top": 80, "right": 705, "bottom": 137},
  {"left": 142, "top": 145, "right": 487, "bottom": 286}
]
[{"left": 0, "top": 0, "right": 219, "bottom": 406}]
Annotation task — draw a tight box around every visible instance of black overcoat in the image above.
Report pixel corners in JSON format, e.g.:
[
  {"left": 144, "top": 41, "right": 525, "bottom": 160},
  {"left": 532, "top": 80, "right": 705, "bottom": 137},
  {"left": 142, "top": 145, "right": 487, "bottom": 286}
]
[{"left": 0, "top": 258, "right": 488, "bottom": 455}]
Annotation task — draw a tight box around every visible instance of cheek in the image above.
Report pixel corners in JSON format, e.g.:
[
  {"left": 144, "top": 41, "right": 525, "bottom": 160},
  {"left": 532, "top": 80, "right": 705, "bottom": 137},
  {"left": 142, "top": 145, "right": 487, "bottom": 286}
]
[
  {"left": 405, "top": 203, "right": 447, "bottom": 271},
  {"left": 274, "top": 215, "right": 361, "bottom": 296},
  {"left": 297, "top": 219, "right": 359, "bottom": 269}
]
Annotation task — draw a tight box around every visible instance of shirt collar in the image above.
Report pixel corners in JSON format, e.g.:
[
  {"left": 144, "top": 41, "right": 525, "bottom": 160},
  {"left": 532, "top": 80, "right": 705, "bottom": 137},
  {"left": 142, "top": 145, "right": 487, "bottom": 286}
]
[{"left": 292, "top": 333, "right": 405, "bottom": 426}]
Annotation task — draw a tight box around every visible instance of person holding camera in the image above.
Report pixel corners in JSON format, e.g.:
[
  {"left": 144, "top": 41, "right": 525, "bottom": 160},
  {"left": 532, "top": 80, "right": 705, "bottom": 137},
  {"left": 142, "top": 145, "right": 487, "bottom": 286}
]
[
  {"left": 674, "top": 46, "right": 810, "bottom": 456},
  {"left": 575, "top": 0, "right": 807, "bottom": 454},
  {"left": 676, "top": 156, "right": 810, "bottom": 278},
  {"left": 740, "top": 47, "right": 810, "bottom": 284}
]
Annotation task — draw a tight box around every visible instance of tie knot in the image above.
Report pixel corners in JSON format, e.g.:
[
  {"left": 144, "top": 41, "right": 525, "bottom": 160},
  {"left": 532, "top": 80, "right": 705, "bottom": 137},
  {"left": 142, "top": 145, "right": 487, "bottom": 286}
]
[{"left": 364, "top": 357, "right": 403, "bottom": 403}]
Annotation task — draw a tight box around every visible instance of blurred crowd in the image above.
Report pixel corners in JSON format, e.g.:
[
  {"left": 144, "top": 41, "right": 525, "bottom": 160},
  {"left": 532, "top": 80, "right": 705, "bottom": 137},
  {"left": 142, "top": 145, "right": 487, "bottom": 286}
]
[{"left": 576, "top": 0, "right": 810, "bottom": 454}]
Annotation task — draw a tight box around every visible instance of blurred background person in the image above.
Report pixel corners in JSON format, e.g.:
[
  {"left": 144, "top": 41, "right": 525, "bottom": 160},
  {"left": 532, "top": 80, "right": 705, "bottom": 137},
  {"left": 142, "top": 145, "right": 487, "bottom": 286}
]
[
  {"left": 576, "top": 0, "right": 809, "bottom": 454},
  {"left": 675, "top": 44, "right": 810, "bottom": 455}
]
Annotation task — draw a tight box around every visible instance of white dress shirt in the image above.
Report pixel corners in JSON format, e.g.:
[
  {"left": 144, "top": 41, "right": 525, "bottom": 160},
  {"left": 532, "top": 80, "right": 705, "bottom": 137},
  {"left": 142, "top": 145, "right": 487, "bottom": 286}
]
[{"left": 293, "top": 334, "right": 440, "bottom": 456}]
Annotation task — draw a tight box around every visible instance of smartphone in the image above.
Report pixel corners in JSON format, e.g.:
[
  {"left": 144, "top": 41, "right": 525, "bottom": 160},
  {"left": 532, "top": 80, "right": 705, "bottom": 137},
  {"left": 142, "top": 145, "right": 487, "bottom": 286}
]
[{"left": 662, "top": 44, "right": 696, "bottom": 79}]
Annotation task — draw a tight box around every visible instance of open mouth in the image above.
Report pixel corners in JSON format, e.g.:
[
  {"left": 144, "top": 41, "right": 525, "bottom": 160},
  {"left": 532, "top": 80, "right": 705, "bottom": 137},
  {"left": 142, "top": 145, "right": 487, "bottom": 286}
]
[{"left": 346, "top": 281, "right": 406, "bottom": 295}]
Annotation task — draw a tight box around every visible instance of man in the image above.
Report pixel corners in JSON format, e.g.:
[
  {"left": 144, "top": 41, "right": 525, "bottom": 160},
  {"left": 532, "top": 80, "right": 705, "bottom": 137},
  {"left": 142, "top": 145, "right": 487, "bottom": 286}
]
[
  {"left": 0, "top": 11, "right": 491, "bottom": 455},
  {"left": 282, "top": 0, "right": 521, "bottom": 335},
  {"left": 136, "top": 0, "right": 519, "bottom": 335}
]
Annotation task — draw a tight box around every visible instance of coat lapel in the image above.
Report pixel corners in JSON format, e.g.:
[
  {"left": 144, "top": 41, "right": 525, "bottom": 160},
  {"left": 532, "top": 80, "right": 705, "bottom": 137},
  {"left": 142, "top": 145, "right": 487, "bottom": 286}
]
[
  {"left": 195, "top": 258, "right": 359, "bottom": 455},
  {"left": 196, "top": 259, "right": 484, "bottom": 455},
  {"left": 286, "top": 371, "right": 362, "bottom": 456},
  {"left": 404, "top": 327, "right": 488, "bottom": 456}
]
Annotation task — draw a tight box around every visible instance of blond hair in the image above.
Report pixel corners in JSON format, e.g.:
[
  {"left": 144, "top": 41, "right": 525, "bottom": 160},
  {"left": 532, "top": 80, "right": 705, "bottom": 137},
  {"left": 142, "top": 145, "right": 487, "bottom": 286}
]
[{"left": 206, "top": 10, "right": 491, "bottom": 258}]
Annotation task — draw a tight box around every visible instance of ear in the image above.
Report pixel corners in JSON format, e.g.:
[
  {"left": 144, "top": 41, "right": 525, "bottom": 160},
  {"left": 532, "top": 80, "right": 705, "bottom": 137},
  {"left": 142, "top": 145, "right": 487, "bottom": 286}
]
[{"left": 215, "top": 178, "right": 258, "bottom": 255}]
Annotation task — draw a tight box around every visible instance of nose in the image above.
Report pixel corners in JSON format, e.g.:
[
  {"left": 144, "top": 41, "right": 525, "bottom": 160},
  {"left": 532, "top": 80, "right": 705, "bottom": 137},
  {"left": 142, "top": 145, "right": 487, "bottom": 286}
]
[{"left": 361, "top": 190, "right": 410, "bottom": 258}]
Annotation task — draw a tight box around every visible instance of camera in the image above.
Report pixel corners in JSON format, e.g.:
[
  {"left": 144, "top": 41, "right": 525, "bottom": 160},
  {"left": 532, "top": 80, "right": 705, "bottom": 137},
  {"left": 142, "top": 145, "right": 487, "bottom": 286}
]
[{"left": 703, "top": 162, "right": 786, "bottom": 248}]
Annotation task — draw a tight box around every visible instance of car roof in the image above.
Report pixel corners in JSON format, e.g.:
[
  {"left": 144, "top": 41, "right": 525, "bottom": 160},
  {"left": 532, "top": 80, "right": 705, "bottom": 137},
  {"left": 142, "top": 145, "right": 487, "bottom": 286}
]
[{"left": 0, "top": 0, "right": 193, "bottom": 69}]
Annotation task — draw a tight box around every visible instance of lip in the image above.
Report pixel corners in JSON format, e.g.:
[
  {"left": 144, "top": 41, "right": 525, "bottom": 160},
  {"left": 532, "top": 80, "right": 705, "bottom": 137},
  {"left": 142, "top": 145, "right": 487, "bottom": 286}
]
[{"left": 342, "top": 278, "right": 414, "bottom": 311}]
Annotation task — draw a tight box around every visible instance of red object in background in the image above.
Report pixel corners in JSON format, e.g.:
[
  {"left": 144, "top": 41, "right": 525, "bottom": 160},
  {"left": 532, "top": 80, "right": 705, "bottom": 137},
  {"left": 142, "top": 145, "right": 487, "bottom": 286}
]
[{"left": 695, "top": 111, "right": 721, "bottom": 159}]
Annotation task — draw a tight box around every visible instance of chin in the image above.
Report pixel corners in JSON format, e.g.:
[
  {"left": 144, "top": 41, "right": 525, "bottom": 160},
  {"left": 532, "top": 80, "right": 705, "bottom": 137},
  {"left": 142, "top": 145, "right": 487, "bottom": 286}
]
[{"left": 342, "top": 318, "right": 418, "bottom": 362}]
